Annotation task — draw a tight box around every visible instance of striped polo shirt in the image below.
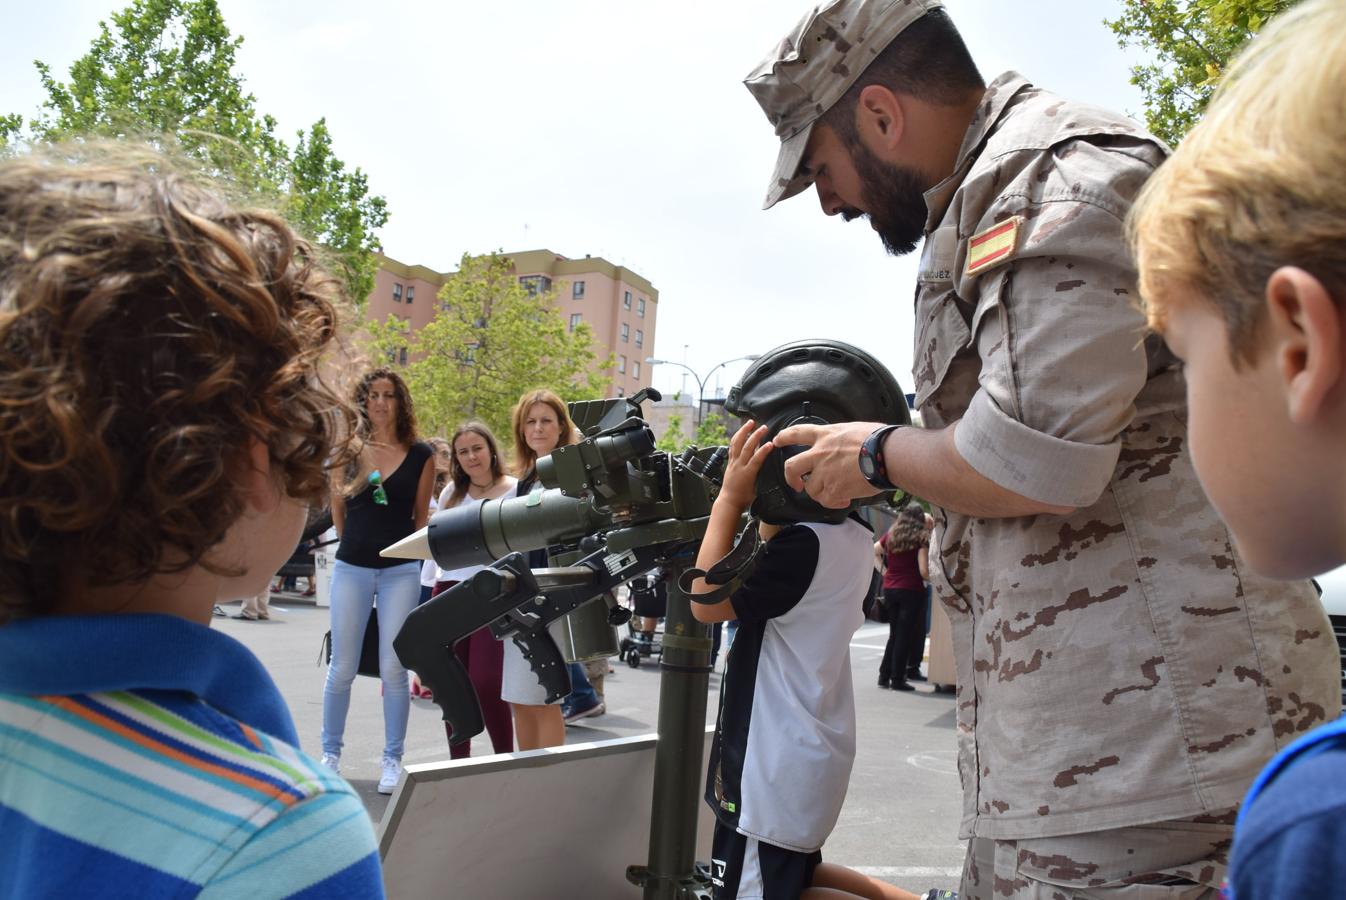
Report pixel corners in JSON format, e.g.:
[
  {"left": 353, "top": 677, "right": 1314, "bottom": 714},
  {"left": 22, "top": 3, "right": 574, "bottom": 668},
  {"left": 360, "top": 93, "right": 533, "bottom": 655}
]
[{"left": 0, "top": 613, "right": 383, "bottom": 898}]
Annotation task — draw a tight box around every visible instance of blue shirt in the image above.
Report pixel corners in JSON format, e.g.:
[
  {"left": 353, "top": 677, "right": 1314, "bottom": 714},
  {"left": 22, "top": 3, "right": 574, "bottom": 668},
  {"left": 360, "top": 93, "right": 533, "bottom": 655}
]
[
  {"left": 1228, "top": 719, "right": 1346, "bottom": 899},
  {"left": 0, "top": 614, "right": 384, "bottom": 898}
]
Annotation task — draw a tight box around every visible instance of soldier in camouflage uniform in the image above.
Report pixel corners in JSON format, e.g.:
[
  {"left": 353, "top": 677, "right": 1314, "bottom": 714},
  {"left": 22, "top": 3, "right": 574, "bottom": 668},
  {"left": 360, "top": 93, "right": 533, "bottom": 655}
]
[{"left": 744, "top": 2, "right": 1340, "bottom": 897}]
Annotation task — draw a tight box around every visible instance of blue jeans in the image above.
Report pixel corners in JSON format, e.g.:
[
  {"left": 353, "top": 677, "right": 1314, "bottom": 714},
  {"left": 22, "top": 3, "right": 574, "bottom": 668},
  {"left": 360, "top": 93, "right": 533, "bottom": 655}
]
[
  {"left": 564, "top": 662, "right": 600, "bottom": 711},
  {"left": 321, "top": 559, "right": 421, "bottom": 760}
]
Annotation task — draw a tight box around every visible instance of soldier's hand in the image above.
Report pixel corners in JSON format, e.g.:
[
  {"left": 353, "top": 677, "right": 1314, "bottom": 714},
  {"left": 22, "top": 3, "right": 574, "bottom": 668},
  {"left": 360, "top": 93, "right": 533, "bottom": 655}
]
[{"left": 774, "top": 421, "right": 882, "bottom": 509}]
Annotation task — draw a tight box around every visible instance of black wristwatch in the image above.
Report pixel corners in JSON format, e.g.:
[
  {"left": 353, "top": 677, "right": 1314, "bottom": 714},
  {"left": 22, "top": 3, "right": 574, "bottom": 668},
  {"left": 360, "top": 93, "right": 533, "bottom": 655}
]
[{"left": 858, "top": 424, "right": 903, "bottom": 491}]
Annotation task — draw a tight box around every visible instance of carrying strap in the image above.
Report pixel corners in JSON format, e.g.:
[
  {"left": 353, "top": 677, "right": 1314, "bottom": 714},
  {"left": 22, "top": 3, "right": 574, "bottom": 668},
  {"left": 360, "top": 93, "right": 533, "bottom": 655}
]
[
  {"left": 1236, "top": 716, "right": 1346, "bottom": 835},
  {"left": 678, "top": 516, "right": 763, "bottom": 603}
]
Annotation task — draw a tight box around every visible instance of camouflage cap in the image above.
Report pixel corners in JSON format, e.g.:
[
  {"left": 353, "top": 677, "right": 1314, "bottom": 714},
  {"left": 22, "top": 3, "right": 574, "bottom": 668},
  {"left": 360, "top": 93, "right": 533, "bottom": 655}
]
[{"left": 744, "top": 0, "right": 944, "bottom": 209}]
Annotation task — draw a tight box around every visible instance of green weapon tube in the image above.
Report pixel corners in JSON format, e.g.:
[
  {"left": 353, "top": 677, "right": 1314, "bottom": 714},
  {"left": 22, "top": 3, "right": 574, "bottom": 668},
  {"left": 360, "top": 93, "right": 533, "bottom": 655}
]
[{"left": 630, "top": 560, "right": 714, "bottom": 899}]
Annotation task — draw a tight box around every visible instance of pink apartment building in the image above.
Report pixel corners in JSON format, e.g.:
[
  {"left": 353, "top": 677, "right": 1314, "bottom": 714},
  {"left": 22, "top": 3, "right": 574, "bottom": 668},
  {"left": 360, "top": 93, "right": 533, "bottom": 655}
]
[{"left": 368, "top": 249, "right": 658, "bottom": 398}]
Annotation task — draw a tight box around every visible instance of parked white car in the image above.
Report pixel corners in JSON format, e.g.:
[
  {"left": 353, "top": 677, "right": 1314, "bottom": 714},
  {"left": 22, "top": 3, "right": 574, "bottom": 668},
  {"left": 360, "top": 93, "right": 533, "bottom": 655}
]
[
  {"left": 1313, "top": 565, "right": 1346, "bottom": 704},
  {"left": 1318, "top": 566, "right": 1346, "bottom": 612}
]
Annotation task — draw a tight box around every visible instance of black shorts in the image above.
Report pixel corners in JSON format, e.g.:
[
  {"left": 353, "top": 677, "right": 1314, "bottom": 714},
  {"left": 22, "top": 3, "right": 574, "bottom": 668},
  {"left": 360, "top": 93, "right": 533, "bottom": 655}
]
[
  {"left": 710, "top": 821, "right": 822, "bottom": 900},
  {"left": 631, "top": 580, "right": 667, "bottom": 619}
]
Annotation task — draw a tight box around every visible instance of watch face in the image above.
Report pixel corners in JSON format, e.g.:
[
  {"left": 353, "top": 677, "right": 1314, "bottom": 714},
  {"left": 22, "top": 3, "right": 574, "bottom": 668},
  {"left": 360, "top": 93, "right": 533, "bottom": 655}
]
[{"left": 859, "top": 449, "right": 877, "bottom": 479}]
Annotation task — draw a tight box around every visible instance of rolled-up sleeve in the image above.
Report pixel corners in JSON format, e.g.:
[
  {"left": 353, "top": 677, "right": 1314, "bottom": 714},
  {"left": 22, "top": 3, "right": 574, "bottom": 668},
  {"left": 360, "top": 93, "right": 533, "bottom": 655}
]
[
  {"left": 956, "top": 388, "right": 1123, "bottom": 507},
  {"left": 954, "top": 141, "right": 1158, "bottom": 507}
]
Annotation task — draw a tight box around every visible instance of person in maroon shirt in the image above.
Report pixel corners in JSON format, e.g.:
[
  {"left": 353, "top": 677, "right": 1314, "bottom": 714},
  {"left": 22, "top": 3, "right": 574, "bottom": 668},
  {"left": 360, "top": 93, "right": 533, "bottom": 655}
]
[{"left": 874, "top": 504, "right": 929, "bottom": 691}]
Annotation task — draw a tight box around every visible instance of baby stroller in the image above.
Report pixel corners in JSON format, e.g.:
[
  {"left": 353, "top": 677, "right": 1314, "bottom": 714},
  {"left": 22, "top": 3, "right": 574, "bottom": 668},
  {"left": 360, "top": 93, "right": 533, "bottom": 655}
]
[
  {"left": 273, "top": 507, "right": 333, "bottom": 594},
  {"left": 619, "top": 569, "right": 667, "bottom": 669}
]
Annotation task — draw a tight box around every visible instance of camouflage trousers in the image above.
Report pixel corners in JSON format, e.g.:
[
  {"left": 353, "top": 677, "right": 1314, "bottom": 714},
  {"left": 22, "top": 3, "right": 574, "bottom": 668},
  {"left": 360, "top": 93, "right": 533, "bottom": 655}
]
[
  {"left": 583, "top": 658, "right": 606, "bottom": 702},
  {"left": 960, "top": 809, "right": 1234, "bottom": 899}
]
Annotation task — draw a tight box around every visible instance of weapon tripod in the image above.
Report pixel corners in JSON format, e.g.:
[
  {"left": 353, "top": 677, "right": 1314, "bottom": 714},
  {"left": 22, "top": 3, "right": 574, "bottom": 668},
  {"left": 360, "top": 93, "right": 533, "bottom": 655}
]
[{"left": 396, "top": 547, "right": 715, "bottom": 899}]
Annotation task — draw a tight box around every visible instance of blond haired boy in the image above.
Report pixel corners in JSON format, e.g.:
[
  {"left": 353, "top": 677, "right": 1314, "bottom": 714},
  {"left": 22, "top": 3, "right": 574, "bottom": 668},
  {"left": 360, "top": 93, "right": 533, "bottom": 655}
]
[{"left": 1130, "top": 2, "right": 1346, "bottom": 895}]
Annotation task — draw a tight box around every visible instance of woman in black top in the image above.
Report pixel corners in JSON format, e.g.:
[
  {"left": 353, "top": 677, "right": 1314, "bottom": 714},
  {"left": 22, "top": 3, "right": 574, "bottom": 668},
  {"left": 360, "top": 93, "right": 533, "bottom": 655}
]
[{"left": 320, "top": 368, "right": 434, "bottom": 795}]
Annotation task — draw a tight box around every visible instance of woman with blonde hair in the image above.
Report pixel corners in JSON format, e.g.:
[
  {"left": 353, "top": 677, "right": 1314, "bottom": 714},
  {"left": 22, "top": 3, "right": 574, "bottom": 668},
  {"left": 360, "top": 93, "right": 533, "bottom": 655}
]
[
  {"left": 505, "top": 389, "right": 580, "bottom": 748},
  {"left": 874, "top": 503, "right": 930, "bottom": 692}
]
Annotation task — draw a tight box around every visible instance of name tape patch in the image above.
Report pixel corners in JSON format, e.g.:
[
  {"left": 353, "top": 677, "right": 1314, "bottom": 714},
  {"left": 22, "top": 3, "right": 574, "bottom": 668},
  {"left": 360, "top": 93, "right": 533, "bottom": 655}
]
[{"left": 965, "top": 216, "right": 1021, "bottom": 277}]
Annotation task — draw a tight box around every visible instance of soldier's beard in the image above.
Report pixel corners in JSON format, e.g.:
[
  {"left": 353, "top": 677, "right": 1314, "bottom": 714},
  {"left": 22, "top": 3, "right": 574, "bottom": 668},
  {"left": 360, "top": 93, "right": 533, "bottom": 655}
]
[{"left": 840, "top": 139, "right": 930, "bottom": 257}]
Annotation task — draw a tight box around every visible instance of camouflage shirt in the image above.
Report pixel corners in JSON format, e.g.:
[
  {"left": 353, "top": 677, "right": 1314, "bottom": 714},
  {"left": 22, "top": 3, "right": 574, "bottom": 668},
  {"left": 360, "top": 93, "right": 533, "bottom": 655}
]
[{"left": 915, "top": 72, "right": 1340, "bottom": 840}]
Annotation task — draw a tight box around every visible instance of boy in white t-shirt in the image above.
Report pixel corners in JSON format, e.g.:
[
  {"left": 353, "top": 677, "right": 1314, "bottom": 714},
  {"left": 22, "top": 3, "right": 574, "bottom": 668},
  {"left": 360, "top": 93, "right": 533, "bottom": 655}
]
[{"left": 692, "top": 422, "right": 914, "bottom": 900}]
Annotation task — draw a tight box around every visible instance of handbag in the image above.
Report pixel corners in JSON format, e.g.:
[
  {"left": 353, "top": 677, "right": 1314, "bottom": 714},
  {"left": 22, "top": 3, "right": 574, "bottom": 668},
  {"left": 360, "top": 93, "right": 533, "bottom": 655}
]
[
  {"left": 864, "top": 569, "right": 889, "bottom": 623},
  {"left": 318, "top": 611, "right": 381, "bottom": 678}
]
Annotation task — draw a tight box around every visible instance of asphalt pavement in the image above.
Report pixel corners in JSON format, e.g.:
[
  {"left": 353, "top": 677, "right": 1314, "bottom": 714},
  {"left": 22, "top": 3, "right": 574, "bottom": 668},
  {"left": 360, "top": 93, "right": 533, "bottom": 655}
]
[{"left": 218, "top": 594, "right": 966, "bottom": 896}]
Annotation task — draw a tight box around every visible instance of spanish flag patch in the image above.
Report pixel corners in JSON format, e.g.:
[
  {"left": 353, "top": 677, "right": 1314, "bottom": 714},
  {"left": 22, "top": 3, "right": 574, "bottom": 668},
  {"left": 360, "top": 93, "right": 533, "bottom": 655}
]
[{"left": 965, "top": 216, "right": 1021, "bottom": 277}]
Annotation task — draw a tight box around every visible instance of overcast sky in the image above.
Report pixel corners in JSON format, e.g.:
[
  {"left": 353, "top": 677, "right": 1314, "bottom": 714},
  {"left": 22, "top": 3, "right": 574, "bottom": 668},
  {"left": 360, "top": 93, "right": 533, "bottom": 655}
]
[{"left": 1, "top": 1, "right": 1150, "bottom": 401}]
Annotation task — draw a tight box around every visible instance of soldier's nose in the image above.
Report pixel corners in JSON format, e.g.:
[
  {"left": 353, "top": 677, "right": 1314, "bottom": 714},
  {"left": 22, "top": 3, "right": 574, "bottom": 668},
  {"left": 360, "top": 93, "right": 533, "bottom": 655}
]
[{"left": 816, "top": 182, "right": 844, "bottom": 217}]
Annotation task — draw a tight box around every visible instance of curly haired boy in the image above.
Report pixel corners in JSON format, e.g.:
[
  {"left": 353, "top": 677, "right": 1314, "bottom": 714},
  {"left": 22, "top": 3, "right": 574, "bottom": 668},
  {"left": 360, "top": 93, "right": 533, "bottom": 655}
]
[{"left": 0, "top": 145, "right": 383, "bottom": 898}]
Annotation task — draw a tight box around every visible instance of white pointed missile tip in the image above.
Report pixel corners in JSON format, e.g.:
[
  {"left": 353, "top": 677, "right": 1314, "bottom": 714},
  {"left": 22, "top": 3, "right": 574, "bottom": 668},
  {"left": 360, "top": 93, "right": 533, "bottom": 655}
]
[{"left": 380, "top": 527, "right": 433, "bottom": 561}]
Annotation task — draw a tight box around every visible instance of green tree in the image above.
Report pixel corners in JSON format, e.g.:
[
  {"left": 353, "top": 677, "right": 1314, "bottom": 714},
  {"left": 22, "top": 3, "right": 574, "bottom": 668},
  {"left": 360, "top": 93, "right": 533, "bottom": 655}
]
[
  {"left": 286, "top": 118, "right": 387, "bottom": 308},
  {"left": 10, "top": 0, "right": 387, "bottom": 302},
  {"left": 366, "top": 252, "right": 611, "bottom": 444},
  {"left": 655, "top": 412, "right": 688, "bottom": 453},
  {"left": 694, "top": 412, "right": 730, "bottom": 449},
  {"left": 1107, "top": 0, "right": 1295, "bottom": 145},
  {"left": 0, "top": 114, "right": 22, "bottom": 150}
]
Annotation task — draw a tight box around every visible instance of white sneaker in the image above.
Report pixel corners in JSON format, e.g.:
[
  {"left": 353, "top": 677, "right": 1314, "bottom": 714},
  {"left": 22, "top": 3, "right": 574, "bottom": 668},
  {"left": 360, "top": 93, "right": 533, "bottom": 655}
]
[
  {"left": 378, "top": 756, "right": 401, "bottom": 795},
  {"left": 320, "top": 753, "right": 340, "bottom": 774}
]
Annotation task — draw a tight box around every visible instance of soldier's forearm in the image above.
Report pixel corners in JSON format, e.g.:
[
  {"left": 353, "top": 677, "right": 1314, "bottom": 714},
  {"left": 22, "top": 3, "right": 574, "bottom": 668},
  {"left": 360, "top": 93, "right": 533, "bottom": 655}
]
[{"left": 884, "top": 422, "right": 1076, "bottom": 519}]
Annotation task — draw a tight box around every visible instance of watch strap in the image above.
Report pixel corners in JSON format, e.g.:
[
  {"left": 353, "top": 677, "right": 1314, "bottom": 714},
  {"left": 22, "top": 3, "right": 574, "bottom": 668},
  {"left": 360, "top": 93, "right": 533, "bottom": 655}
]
[{"left": 861, "top": 424, "right": 903, "bottom": 491}]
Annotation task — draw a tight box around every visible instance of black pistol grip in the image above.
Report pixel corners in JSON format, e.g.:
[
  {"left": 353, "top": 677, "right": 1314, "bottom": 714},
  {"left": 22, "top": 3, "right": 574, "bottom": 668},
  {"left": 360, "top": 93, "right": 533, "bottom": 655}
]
[
  {"left": 513, "top": 630, "right": 572, "bottom": 704},
  {"left": 429, "top": 649, "right": 486, "bottom": 743},
  {"left": 393, "top": 618, "right": 485, "bottom": 743}
]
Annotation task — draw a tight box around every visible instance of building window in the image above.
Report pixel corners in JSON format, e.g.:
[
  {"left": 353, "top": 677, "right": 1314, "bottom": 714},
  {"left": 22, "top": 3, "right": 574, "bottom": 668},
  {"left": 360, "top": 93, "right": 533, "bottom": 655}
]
[
  {"left": 398, "top": 347, "right": 408, "bottom": 366},
  {"left": 572, "top": 281, "right": 585, "bottom": 299},
  {"left": 519, "top": 275, "right": 552, "bottom": 296},
  {"left": 569, "top": 313, "right": 583, "bottom": 332},
  {"left": 393, "top": 282, "right": 403, "bottom": 302},
  {"left": 635, "top": 329, "right": 643, "bottom": 348},
  {"left": 621, "top": 323, "right": 629, "bottom": 343},
  {"left": 618, "top": 355, "right": 626, "bottom": 374},
  {"left": 616, "top": 386, "right": 625, "bottom": 397},
  {"left": 637, "top": 297, "right": 646, "bottom": 317},
  {"left": 623, "top": 290, "right": 632, "bottom": 309},
  {"left": 632, "top": 361, "right": 641, "bottom": 379},
  {"left": 406, "top": 285, "right": 415, "bottom": 304}
]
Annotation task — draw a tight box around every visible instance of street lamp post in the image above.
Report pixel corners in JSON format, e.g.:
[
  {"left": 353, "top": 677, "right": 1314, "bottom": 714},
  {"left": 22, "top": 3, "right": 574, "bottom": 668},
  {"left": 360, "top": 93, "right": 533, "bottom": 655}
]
[{"left": 645, "top": 354, "right": 760, "bottom": 427}]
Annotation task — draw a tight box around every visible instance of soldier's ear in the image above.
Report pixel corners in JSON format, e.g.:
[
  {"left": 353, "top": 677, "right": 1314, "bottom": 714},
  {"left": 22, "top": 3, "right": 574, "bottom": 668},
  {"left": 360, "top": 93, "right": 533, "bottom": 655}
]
[
  {"left": 1266, "top": 266, "right": 1342, "bottom": 426},
  {"left": 856, "top": 84, "right": 905, "bottom": 154}
]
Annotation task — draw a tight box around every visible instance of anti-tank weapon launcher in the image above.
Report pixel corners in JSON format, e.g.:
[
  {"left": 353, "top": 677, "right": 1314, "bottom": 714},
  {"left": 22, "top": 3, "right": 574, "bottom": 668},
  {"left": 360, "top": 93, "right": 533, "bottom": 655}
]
[
  {"left": 383, "top": 340, "right": 911, "bottom": 900},
  {"left": 383, "top": 387, "right": 727, "bottom": 742},
  {"left": 384, "top": 387, "right": 729, "bottom": 898}
]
